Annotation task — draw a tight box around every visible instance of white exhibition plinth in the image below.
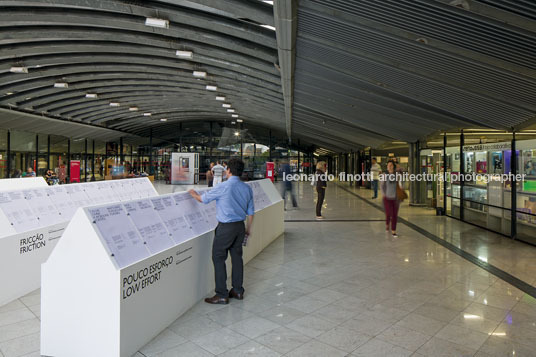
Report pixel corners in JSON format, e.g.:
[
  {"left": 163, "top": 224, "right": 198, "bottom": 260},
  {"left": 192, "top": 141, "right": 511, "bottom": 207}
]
[
  {"left": 41, "top": 179, "right": 284, "bottom": 357},
  {"left": 0, "top": 177, "right": 48, "bottom": 191},
  {"left": 0, "top": 178, "right": 157, "bottom": 306}
]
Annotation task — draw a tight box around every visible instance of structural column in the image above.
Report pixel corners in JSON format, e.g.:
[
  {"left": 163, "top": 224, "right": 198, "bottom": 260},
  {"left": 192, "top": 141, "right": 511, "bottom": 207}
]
[
  {"left": 409, "top": 142, "right": 425, "bottom": 206},
  {"left": 511, "top": 132, "right": 517, "bottom": 239},
  {"left": 6, "top": 131, "right": 10, "bottom": 178},
  {"left": 84, "top": 139, "right": 88, "bottom": 182},
  {"left": 460, "top": 130, "right": 465, "bottom": 221}
]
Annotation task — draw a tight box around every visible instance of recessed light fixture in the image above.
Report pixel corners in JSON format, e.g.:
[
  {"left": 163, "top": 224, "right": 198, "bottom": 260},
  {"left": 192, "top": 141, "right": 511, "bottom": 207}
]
[
  {"left": 232, "top": 114, "right": 239, "bottom": 118},
  {"left": 143, "top": 112, "right": 152, "bottom": 116},
  {"left": 236, "top": 119, "right": 243, "bottom": 123},
  {"left": 176, "top": 50, "right": 193, "bottom": 59},
  {"left": 231, "top": 121, "right": 236, "bottom": 124},
  {"left": 129, "top": 107, "right": 139, "bottom": 111},
  {"left": 160, "top": 118, "right": 168, "bottom": 122},
  {"left": 10, "top": 66, "right": 28, "bottom": 73},
  {"left": 261, "top": 24, "right": 276, "bottom": 31},
  {"left": 262, "top": 0, "right": 274, "bottom": 4},
  {"left": 85, "top": 93, "right": 98, "bottom": 98},
  {"left": 216, "top": 96, "right": 226, "bottom": 101},
  {"left": 222, "top": 104, "right": 231, "bottom": 108},
  {"left": 227, "top": 109, "right": 235, "bottom": 113},
  {"left": 109, "top": 102, "right": 120, "bottom": 107},
  {"left": 206, "top": 85, "right": 217, "bottom": 91},
  {"left": 54, "top": 82, "right": 68, "bottom": 88},
  {"left": 193, "top": 71, "right": 207, "bottom": 78},
  {"left": 6, "top": 92, "right": 13, "bottom": 95},
  {"left": 145, "top": 17, "right": 169, "bottom": 29},
  {"left": 234, "top": 131, "right": 240, "bottom": 136}
]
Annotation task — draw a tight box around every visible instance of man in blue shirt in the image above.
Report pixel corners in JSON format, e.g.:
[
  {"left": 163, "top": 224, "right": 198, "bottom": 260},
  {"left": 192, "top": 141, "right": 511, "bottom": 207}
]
[{"left": 189, "top": 158, "right": 254, "bottom": 304}]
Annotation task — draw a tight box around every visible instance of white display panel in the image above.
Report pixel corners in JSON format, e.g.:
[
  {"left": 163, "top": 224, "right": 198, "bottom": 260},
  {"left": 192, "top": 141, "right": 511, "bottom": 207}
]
[
  {"left": 151, "top": 196, "right": 196, "bottom": 244},
  {"left": 23, "top": 189, "right": 62, "bottom": 227},
  {"left": 45, "top": 186, "right": 77, "bottom": 220},
  {"left": 82, "top": 183, "right": 105, "bottom": 204},
  {"left": 0, "top": 177, "right": 48, "bottom": 191},
  {"left": 65, "top": 184, "right": 92, "bottom": 208},
  {"left": 41, "top": 179, "right": 284, "bottom": 357},
  {"left": 96, "top": 181, "right": 122, "bottom": 203},
  {"left": 0, "top": 190, "right": 41, "bottom": 232},
  {"left": 0, "top": 177, "right": 158, "bottom": 306},
  {"left": 249, "top": 181, "right": 271, "bottom": 210},
  {"left": 123, "top": 200, "right": 175, "bottom": 254},
  {"left": 88, "top": 204, "right": 150, "bottom": 269}
]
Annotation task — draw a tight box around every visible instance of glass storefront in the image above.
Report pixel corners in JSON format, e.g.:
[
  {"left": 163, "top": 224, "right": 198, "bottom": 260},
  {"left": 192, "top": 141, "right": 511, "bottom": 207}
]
[{"left": 429, "top": 130, "right": 536, "bottom": 245}]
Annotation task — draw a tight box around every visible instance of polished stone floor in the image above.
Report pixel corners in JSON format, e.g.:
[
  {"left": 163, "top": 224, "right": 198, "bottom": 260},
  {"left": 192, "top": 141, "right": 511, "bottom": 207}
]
[{"left": 1, "top": 181, "right": 535, "bottom": 356}]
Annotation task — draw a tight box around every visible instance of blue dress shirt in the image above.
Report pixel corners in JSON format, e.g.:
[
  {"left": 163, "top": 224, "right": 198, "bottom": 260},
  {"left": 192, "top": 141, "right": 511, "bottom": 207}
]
[{"left": 201, "top": 176, "right": 255, "bottom": 223}]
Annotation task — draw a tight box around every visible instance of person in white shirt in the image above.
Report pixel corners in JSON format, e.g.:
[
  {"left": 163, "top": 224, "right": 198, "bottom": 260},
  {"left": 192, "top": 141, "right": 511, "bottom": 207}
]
[
  {"left": 370, "top": 158, "right": 381, "bottom": 199},
  {"left": 212, "top": 161, "right": 225, "bottom": 186}
]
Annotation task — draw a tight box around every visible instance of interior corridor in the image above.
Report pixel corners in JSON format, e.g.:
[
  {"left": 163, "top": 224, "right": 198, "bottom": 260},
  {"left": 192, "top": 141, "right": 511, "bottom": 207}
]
[{"left": 1, "top": 182, "right": 535, "bottom": 356}]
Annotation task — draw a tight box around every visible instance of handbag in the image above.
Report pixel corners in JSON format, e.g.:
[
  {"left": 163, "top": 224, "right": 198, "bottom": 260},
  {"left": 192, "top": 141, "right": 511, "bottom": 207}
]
[{"left": 396, "top": 183, "right": 408, "bottom": 201}]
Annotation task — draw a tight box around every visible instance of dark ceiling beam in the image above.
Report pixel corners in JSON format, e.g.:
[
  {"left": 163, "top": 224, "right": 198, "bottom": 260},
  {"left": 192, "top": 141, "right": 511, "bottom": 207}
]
[{"left": 273, "top": 0, "right": 297, "bottom": 141}]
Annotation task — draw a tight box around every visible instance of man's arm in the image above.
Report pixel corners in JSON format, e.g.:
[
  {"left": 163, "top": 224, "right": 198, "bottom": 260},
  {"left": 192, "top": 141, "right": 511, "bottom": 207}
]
[
  {"left": 188, "top": 189, "right": 203, "bottom": 203},
  {"left": 246, "top": 215, "right": 254, "bottom": 236}
]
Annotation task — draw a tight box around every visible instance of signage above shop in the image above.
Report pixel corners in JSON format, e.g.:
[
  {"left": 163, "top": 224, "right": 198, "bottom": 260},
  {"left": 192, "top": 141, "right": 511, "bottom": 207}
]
[{"left": 463, "top": 142, "right": 511, "bottom": 152}]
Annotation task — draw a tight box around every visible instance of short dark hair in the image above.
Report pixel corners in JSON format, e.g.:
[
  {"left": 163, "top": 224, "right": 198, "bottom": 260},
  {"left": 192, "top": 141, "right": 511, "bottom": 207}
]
[{"left": 227, "top": 158, "right": 244, "bottom": 176}]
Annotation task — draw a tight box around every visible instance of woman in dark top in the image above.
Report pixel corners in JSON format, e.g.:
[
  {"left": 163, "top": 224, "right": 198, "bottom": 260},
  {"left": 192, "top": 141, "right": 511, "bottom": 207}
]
[{"left": 315, "top": 161, "right": 327, "bottom": 220}]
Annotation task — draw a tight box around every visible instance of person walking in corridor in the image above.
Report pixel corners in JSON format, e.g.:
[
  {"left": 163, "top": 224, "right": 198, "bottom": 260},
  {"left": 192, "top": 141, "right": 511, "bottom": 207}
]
[
  {"left": 188, "top": 159, "right": 254, "bottom": 304},
  {"left": 381, "top": 160, "right": 400, "bottom": 238},
  {"left": 281, "top": 159, "right": 298, "bottom": 209},
  {"left": 370, "top": 158, "right": 381, "bottom": 199},
  {"left": 315, "top": 161, "right": 327, "bottom": 220}
]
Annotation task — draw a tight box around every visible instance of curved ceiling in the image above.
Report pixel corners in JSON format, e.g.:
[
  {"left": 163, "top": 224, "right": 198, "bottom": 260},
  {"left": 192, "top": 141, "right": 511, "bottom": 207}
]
[{"left": 0, "top": 0, "right": 290, "bottom": 141}]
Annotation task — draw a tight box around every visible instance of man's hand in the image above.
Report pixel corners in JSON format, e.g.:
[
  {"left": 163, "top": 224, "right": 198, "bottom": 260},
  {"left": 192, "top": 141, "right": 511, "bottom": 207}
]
[{"left": 188, "top": 189, "right": 202, "bottom": 203}]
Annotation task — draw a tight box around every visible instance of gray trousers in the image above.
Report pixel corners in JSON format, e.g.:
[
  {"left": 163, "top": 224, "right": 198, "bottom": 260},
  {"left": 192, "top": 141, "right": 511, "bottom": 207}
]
[{"left": 213, "top": 221, "right": 245, "bottom": 297}]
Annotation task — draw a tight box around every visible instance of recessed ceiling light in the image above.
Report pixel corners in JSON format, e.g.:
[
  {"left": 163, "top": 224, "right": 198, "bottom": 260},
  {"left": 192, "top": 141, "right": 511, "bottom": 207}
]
[
  {"left": 160, "top": 118, "right": 168, "bottom": 122},
  {"left": 232, "top": 114, "right": 239, "bottom": 118},
  {"left": 193, "top": 71, "right": 207, "bottom": 78},
  {"left": 145, "top": 18, "right": 169, "bottom": 29},
  {"left": 236, "top": 119, "right": 243, "bottom": 123},
  {"left": 109, "top": 102, "right": 120, "bottom": 107},
  {"left": 261, "top": 24, "right": 276, "bottom": 31},
  {"left": 222, "top": 104, "right": 231, "bottom": 108},
  {"left": 85, "top": 93, "right": 98, "bottom": 98},
  {"left": 176, "top": 50, "right": 193, "bottom": 59},
  {"left": 234, "top": 131, "right": 240, "bottom": 136},
  {"left": 129, "top": 107, "right": 139, "bottom": 111},
  {"left": 227, "top": 109, "right": 235, "bottom": 113},
  {"left": 262, "top": 0, "right": 274, "bottom": 4},
  {"left": 6, "top": 92, "right": 13, "bottom": 95},
  {"left": 216, "top": 96, "right": 226, "bottom": 101},
  {"left": 10, "top": 67, "right": 28, "bottom": 73},
  {"left": 54, "top": 82, "right": 68, "bottom": 88},
  {"left": 143, "top": 112, "right": 152, "bottom": 116},
  {"left": 206, "top": 85, "right": 217, "bottom": 91},
  {"left": 231, "top": 121, "right": 236, "bottom": 124}
]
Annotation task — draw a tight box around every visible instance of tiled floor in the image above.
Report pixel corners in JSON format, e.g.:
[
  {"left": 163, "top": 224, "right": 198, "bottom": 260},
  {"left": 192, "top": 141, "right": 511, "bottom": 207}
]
[{"left": 1, "top": 182, "right": 535, "bottom": 356}]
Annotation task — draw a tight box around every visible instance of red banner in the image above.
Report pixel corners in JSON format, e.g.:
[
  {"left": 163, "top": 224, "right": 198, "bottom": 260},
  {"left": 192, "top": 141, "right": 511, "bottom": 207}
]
[{"left": 70, "top": 160, "right": 81, "bottom": 183}]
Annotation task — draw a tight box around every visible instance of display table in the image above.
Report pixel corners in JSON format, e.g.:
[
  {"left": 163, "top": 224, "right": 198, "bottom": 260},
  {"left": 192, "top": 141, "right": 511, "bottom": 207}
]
[
  {"left": 41, "top": 179, "right": 284, "bottom": 357},
  {"left": 0, "top": 178, "right": 157, "bottom": 305},
  {"left": 0, "top": 177, "right": 48, "bottom": 191}
]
